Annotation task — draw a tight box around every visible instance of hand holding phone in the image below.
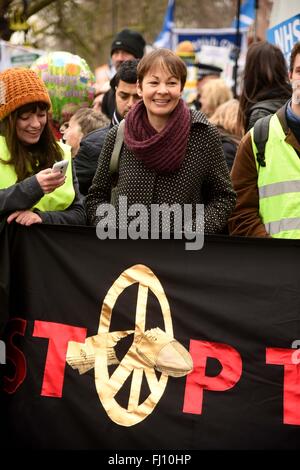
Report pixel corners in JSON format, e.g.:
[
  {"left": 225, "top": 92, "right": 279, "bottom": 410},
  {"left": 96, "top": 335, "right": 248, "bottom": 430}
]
[
  {"left": 52, "top": 159, "right": 69, "bottom": 176},
  {"left": 36, "top": 167, "right": 67, "bottom": 193}
]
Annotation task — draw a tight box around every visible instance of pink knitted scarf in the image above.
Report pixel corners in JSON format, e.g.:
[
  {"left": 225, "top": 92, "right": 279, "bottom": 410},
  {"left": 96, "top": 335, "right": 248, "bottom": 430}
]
[{"left": 124, "top": 99, "right": 191, "bottom": 173}]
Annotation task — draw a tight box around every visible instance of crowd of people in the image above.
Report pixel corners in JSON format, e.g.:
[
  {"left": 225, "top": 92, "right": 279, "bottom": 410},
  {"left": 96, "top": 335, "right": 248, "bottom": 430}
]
[{"left": 0, "top": 28, "right": 299, "bottom": 241}]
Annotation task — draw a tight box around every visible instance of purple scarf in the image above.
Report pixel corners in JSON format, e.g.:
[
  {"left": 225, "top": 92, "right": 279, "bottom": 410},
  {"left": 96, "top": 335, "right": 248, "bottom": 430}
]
[{"left": 124, "top": 99, "right": 191, "bottom": 173}]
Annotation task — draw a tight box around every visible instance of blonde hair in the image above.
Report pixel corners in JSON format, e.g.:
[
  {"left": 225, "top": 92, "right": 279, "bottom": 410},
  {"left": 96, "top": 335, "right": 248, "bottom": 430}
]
[
  {"left": 201, "top": 78, "right": 233, "bottom": 117},
  {"left": 209, "top": 99, "right": 242, "bottom": 137},
  {"left": 71, "top": 108, "right": 109, "bottom": 137}
]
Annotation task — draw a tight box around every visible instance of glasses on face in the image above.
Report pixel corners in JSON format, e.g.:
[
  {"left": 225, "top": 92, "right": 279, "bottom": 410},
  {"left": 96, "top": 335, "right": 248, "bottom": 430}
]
[{"left": 60, "top": 121, "right": 69, "bottom": 133}]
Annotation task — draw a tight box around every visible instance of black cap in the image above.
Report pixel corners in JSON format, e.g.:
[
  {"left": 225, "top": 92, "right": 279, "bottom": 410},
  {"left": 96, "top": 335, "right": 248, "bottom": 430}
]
[
  {"left": 111, "top": 29, "right": 146, "bottom": 59},
  {"left": 193, "top": 63, "right": 223, "bottom": 80}
]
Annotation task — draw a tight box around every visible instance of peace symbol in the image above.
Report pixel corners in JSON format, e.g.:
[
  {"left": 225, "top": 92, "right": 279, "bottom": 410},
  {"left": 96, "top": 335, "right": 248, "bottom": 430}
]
[{"left": 95, "top": 264, "right": 173, "bottom": 426}]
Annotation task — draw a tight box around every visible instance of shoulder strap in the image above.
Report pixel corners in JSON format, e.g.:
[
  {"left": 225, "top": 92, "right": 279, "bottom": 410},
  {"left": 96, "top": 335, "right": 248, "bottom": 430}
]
[
  {"left": 109, "top": 119, "right": 125, "bottom": 176},
  {"left": 253, "top": 114, "right": 272, "bottom": 167}
]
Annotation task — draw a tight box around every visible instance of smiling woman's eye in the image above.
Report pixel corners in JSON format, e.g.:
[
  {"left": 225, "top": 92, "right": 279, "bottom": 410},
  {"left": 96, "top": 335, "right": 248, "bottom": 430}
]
[{"left": 19, "top": 114, "right": 30, "bottom": 120}]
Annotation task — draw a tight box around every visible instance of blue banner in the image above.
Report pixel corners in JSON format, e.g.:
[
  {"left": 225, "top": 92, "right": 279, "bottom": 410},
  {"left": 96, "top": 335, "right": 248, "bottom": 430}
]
[
  {"left": 267, "top": 13, "right": 300, "bottom": 61},
  {"left": 172, "top": 28, "right": 247, "bottom": 53}
]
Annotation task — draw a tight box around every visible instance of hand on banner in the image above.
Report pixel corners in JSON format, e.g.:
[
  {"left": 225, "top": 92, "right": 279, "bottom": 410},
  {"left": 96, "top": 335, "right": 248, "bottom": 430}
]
[{"left": 7, "top": 210, "right": 42, "bottom": 226}]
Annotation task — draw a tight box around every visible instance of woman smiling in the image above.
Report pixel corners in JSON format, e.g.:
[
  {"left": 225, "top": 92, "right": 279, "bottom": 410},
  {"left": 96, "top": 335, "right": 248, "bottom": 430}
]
[
  {"left": 87, "top": 49, "right": 235, "bottom": 235},
  {"left": 0, "top": 68, "right": 85, "bottom": 226}
]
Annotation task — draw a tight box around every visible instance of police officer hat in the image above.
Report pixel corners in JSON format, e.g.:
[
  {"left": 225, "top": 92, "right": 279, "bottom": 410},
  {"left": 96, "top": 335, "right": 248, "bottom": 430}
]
[{"left": 194, "top": 63, "right": 223, "bottom": 80}]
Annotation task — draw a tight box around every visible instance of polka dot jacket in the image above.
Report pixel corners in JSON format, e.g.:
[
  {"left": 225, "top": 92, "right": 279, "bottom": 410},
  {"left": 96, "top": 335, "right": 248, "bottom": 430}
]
[{"left": 86, "top": 110, "right": 236, "bottom": 234}]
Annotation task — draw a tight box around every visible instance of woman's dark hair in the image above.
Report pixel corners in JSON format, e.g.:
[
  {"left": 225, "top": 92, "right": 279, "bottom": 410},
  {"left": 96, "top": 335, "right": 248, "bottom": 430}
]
[
  {"left": 238, "top": 41, "right": 291, "bottom": 133},
  {"left": 0, "top": 101, "right": 63, "bottom": 181}
]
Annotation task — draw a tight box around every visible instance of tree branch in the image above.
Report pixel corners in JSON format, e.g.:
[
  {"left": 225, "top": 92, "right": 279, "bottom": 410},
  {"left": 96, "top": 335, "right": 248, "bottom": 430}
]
[{"left": 26, "top": 0, "right": 58, "bottom": 18}]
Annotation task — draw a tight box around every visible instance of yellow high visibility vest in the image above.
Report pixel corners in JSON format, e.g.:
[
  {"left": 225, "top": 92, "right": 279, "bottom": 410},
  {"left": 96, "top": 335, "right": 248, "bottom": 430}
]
[
  {"left": 251, "top": 114, "right": 300, "bottom": 239},
  {"left": 0, "top": 137, "right": 75, "bottom": 212}
]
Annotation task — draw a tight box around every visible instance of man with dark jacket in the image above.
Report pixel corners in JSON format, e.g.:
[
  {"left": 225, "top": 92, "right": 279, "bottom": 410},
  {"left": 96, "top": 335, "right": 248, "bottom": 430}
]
[
  {"left": 102, "top": 29, "right": 145, "bottom": 120},
  {"left": 74, "top": 60, "right": 140, "bottom": 195}
]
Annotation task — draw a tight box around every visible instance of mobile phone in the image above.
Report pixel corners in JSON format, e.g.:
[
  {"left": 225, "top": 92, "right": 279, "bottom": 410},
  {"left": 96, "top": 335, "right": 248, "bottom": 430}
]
[{"left": 52, "top": 159, "right": 69, "bottom": 176}]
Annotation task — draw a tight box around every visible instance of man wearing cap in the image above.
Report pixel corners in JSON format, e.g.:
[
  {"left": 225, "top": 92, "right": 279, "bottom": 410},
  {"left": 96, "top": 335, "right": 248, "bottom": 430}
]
[
  {"left": 102, "top": 28, "right": 146, "bottom": 120},
  {"left": 190, "top": 63, "right": 222, "bottom": 111}
]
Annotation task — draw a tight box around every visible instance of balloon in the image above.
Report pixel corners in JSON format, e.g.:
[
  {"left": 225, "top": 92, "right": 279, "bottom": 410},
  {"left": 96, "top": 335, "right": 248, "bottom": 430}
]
[{"left": 31, "top": 51, "right": 95, "bottom": 125}]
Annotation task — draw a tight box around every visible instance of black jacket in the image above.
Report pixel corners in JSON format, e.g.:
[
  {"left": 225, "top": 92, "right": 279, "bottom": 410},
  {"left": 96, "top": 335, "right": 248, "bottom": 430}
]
[
  {"left": 220, "top": 135, "right": 238, "bottom": 171},
  {"left": 246, "top": 98, "right": 291, "bottom": 131},
  {"left": 74, "top": 126, "right": 110, "bottom": 195},
  {"left": 245, "top": 84, "right": 292, "bottom": 132},
  {"left": 101, "top": 75, "right": 117, "bottom": 120}
]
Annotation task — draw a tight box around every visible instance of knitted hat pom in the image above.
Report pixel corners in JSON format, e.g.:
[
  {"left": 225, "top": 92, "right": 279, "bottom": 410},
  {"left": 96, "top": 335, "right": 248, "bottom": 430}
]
[{"left": 0, "top": 68, "right": 51, "bottom": 121}]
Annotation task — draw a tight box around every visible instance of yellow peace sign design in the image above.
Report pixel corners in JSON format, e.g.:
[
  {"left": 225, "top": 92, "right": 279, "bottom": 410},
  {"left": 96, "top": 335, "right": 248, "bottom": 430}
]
[{"left": 95, "top": 264, "right": 173, "bottom": 427}]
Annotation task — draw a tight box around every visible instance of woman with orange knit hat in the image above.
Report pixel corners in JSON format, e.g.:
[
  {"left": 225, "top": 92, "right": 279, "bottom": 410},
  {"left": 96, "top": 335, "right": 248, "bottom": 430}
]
[{"left": 0, "top": 67, "right": 85, "bottom": 226}]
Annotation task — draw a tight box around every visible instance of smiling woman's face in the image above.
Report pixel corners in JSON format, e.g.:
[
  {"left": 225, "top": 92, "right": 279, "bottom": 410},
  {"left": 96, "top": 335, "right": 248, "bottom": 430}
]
[
  {"left": 16, "top": 107, "right": 47, "bottom": 145},
  {"left": 138, "top": 65, "right": 182, "bottom": 127}
]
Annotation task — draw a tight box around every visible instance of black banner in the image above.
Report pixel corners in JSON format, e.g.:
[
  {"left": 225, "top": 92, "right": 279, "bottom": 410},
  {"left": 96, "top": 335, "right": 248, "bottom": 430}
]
[{"left": 1, "top": 224, "right": 300, "bottom": 450}]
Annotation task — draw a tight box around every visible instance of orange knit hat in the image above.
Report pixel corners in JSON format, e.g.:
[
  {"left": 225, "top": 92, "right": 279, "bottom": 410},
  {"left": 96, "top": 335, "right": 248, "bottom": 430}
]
[{"left": 0, "top": 68, "right": 51, "bottom": 121}]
